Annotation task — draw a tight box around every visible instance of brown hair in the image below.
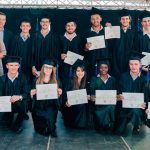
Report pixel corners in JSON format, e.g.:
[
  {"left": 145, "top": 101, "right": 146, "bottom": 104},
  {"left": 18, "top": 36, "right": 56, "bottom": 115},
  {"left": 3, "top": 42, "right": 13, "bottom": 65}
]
[{"left": 0, "top": 12, "right": 6, "bottom": 16}]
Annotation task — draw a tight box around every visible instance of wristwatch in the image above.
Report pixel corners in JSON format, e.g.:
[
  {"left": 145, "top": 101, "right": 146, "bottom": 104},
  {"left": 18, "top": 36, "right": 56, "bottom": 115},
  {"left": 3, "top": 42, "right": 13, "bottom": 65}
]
[{"left": 19, "top": 95, "right": 23, "bottom": 101}]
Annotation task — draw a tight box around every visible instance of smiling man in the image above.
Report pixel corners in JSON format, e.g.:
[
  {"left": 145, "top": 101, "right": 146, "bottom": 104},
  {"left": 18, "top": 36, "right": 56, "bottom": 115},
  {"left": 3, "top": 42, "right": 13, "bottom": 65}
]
[{"left": 0, "top": 56, "right": 29, "bottom": 133}]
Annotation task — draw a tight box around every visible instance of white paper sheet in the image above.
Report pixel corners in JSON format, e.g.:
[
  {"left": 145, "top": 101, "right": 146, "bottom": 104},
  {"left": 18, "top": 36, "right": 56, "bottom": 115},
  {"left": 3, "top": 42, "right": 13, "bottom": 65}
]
[
  {"left": 95, "top": 90, "right": 117, "bottom": 105},
  {"left": 87, "top": 35, "right": 106, "bottom": 50},
  {"left": 36, "top": 84, "right": 58, "bottom": 100},
  {"left": 105, "top": 26, "right": 120, "bottom": 39},
  {"left": 0, "top": 96, "right": 11, "bottom": 112},
  {"left": 141, "top": 52, "right": 150, "bottom": 66},
  {"left": 67, "top": 89, "right": 88, "bottom": 105},
  {"left": 122, "top": 92, "right": 144, "bottom": 108}
]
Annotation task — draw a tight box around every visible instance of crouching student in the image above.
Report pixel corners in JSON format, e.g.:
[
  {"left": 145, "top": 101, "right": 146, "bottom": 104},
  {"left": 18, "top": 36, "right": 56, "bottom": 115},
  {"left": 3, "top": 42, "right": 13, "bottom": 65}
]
[
  {"left": 115, "top": 51, "right": 146, "bottom": 135},
  {"left": 30, "top": 58, "right": 62, "bottom": 137},
  {"left": 0, "top": 56, "right": 29, "bottom": 133},
  {"left": 63, "top": 60, "right": 90, "bottom": 129},
  {"left": 90, "top": 58, "right": 116, "bottom": 132}
]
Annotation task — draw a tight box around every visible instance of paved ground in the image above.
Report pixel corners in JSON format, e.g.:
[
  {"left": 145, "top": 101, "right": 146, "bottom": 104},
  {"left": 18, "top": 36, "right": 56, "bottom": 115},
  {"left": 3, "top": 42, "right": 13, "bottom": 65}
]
[{"left": 0, "top": 112, "right": 150, "bottom": 150}]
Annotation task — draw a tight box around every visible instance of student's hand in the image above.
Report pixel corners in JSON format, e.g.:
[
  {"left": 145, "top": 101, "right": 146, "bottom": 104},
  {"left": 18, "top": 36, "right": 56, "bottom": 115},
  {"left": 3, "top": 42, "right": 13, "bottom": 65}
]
[
  {"left": 57, "top": 88, "right": 62, "bottom": 97},
  {"left": 85, "top": 42, "right": 92, "bottom": 50},
  {"left": 61, "top": 53, "right": 67, "bottom": 60},
  {"left": 142, "top": 65, "right": 148, "bottom": 72},
  {"left": 0, "top": 52, "right": 5, "bottom": 59},
  {"left": 10, "top": 95, "right": 21, "bottom": 103},
  {"left": 30, "top": 89, "right": 37, "bottom": 98},
  {"left": 105, "top": 22, "right": 112, "bottom": 27},
  {"left": 90, "top": 95, "right": 96, "bottom": 102},
  {"left": 32, "top": 66, "right": 38, "bottom": 76},
  {"left": 66, "top": 101, "right": 71, "bottom": 107},
  {"left": 87, "top": 95, "right": 91, "bottom": 100},
  {"left": 116, "top": 94, "right": 124, "bottom": 101},
  {"left": 140, "top": 102, "right": 146, "bottom": 109},
  {"left": 146, "top": 109, "right": 150, "bottom": 114}
]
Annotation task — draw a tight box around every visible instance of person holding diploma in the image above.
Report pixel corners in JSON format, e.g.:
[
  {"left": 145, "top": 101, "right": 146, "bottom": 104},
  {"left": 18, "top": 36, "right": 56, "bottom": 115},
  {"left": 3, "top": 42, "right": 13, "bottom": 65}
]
[
  {"left": 115, "top": 51, "right": 146, "bottom": 135},
  {"left": 30, "top": 58, "right": 62, "bottom": 137},
  {"left": 90, "top": 58, "right": 116, "bottom": 132},
  {"left": 0, "top": 56, "right": 29, "bottom": 133},
  {"left": 63, "top": 60, "right": 90, "bottom": 129},
  {"left": 83, "top": 7, "right": 109, "bottom": 81}
]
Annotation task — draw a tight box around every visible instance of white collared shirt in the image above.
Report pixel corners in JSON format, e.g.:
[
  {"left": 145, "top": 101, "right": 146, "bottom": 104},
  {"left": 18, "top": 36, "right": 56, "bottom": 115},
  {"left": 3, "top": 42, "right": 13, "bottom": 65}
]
[
  {"left": 97, "top": 74, "right": 111, "bottom": 84},
  {"left": 20, "top": 32, "right": 30, "bottom": 41},
  {"left": 7, "top": 72, "right": 19, "bottom": 82},
  {"left": 64, "top": 32, "right": 77, "bottom": 41},
  {"left": 143, "top": 29, "right": 150, "bottom": 38},
  {"left": 0, "top": 28, "right": 4, "bottom": 41},
  {"left": 91, "top": 26, "right": 103, "bottom": 34},
  {"left": 130, "top": 71, "right": 141, "bottom": 80}
]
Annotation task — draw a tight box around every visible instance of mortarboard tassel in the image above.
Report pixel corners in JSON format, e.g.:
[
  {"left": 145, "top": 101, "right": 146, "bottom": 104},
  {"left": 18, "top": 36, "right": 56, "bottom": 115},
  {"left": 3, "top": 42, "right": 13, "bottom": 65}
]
[
  {"left": 146, "top": 65, "right": 150, "bottom": 82},
  {"left": 69, "top": 66, "right": 73, "bottom": 78},
  {"left": 137, "top": 18, "right": 141, "bottom": 32},
  {"left": 56, "top": 63, "right": 59, "bottom": 80},
  {"left": 95, "top": 63, "right": 98, "bottom": 76},
  {"left": 35, "top": 17, "right": 39, "bottom": 32}
]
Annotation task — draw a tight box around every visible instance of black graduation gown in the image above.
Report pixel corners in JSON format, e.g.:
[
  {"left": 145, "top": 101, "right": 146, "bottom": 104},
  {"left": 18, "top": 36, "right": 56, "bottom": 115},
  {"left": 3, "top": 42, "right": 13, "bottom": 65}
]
[
  {"left": 59, "top": 34, "right": 84, "bottom": 90},
  {"left": 134, "top": 31, "right": 150, "bottom": 53},
  {"left": 110, "top": 29, "right": 135, "bottom": 79},
  {"left": 115, "top": 72, "right": 146, "bottom": 134},
  {"left": 31, "top": 80, "right": 61, "bottom": 136},
  {"left": 31, "top": 31, "right": 60, "bottom": 71},
  {"left": 83, "top": 28, "right": 109, "bottom": 81},
  {"left": 0, "top": 74, "right": 29, "bottom": 128},
  {"left": 90, "top": 76, "right": 116, "bottom": 130},
  {"left": 10, "top": 35, "right": 33, "bottom": 82},
  {"left": 62, "top": 80, "right": 89, "bottom": 129}
]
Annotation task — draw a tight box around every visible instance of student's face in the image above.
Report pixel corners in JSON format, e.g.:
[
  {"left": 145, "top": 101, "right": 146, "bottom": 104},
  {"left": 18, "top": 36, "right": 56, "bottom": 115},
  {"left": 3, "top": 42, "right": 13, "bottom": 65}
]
[
  {"left": 141, "top": 17, "right": 150, "bottom": 30},
  {"left": 0, "top": 14, "right": 6, "bottom": 29},
  {"left": 90, "top": 14, "right": 102, "bottom": 27},
  {"left": 43, "top": 64, "right": 53, "bottom": 76},
  {"left": 129, "top": 60, "right": 141, "bottom": 74},
  {"left": 76, "top": 67, "right": 85, "bottom": 79},
  {"left": 6, "top": 63, "right": 19, "bottom": 75},
  {"left": 120, "top": 16, "right": 131, "bottom": 28},
  {"left": 20, "top": 22, "right": 31, "bottom": 33},
  {"left": 99, "top": 64, "right": 108, "bottom": 75},
  {"left": 40, "top": 18, "right": 50, "bottom": 30},
  {"left": 65, "top": 22, "right": 76, "bottom": 34}
]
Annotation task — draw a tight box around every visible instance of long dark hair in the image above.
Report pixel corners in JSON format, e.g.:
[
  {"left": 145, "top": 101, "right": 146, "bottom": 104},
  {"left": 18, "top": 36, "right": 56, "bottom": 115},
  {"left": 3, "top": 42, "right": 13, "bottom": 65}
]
[{"left": 73, "top": 65, "right": 87, "bottom": 90}]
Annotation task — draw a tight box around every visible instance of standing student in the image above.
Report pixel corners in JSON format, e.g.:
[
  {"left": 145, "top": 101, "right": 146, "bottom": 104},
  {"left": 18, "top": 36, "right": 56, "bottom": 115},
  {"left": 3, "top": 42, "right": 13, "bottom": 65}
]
[
  {"left": 0, "top": 56, "right": 29, "bottom": 133},
  {"left": 83, "top": 7, "right": 109, "bottom": 81},
  {"left": 63, "top": 61, "right": 90, "bottom": 128},
  {"left": 31, "top": 14, "right": 60, "bottom": 77},
  {"left": 90, "top": 58, "right": 116, "bottom": 131},
  {"left": 30, "top": 58, "right": 62, "bottom": 137},
  {"left": 115, "top": 51, "right": 146, "bottom": 135}
]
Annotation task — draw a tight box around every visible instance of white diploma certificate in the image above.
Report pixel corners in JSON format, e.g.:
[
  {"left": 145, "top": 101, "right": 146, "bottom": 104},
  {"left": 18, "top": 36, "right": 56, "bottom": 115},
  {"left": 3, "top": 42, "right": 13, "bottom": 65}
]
[
  {"left": 148, "top": 102, "right": 150, "bottom": 119},
  {"left": 64, "top": 51, "right": 84, "bottom": 65},
  {"left": 95, "top": 90, "right": 117, "bottom": 105},
  {"left": 122, "top": 92, "right": 144, "bottom": 108},
  {"left": 67, "top": 89, "right": 88, "bottom": 105},
  {"left": 0, "top": 96, "right": 11, "bottom": 112},
  {"left": 87, "top": 35, "right": 106, "bottom": 50},
  {"left": 36, "top": 84, "right": 58, "bottom": 100},
  {"left": 141, "top": 52, "right": 150, "bottom": 66},
  {"left": 105, "top": 26, "right": 120, "bottom": 39}
]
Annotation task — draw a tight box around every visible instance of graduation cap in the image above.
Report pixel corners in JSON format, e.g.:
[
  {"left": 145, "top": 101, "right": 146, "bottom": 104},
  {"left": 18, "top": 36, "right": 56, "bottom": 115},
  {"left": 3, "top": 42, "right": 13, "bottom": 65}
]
[
  {"left": 65, "top": 16, "right": 77, "bottom": 25},
  {"left": 19, "top": 16, "right": 31, "bottom": 25},
  {"left": 140, "top": 11, "right": 150, "bottom": 20},
  {"left": 119, "top": 9, "right": 131, "bottom": 18},
  {"left": 5, "top": 56, "right": 22, "bottom": 64},
  {"left": 96, "top": 58, "right": 110, "bottom": 67},
  {"left": 90, "top": 7, "right": 102, "bottom": 17},
  {"left": 129, "top": 51, "right": 145, "bottom": 61},
  {"left": 40, "top": 13, "right": 53, "bottom": 21}
]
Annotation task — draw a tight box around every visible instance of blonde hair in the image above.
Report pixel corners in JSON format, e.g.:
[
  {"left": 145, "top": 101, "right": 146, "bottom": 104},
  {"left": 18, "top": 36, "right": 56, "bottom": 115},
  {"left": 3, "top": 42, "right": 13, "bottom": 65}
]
[{"left": 36, "top": 65, "right": 57, "bottom": 84}]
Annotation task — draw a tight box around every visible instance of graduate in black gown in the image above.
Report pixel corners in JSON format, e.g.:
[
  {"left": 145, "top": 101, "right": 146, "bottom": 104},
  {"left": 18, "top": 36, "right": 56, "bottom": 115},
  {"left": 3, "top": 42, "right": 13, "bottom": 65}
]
[
  {"left": 31, "top": 14, "right": 60, "bottom": 77},
  {"left": 135, "top": 11, "right": 150, "bottom": 53},
  {"left": 110, "top": 9, "right": 136, "bottom": 79},
  {"left": 0, "top": 56, "right": 29, "bottom": 133},
  {"left": 90, "top": 58, "right": 116, "bottom": 131},
  {"left": 83, "top": 8, "right": 109, "bottom": 81},
  {"left": 30, "top": 58, "right": 62, "bottom": 137},
  {"left": 10, "top": 17, "right": 33, "bottom": 83},
  {"left": 0, "top": 12, "right": 13, "bottom": 73},
  {"left": 63, "top": 60, "right": 90, "bottom": 128},
  {"left": 115, "top": 51, "right": 146, "bottom": 135}
]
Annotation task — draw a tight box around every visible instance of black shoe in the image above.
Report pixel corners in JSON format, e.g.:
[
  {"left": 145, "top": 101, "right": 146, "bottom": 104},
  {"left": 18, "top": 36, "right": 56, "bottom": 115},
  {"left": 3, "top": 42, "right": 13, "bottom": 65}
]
[{"left": 51, "top": 130, "right": 57, "bottom": 138}]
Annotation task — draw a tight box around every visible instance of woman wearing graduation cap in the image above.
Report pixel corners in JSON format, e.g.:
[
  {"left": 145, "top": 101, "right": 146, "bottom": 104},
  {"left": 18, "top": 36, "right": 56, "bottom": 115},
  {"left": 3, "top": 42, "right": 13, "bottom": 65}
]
[
  {"left": 115, "top": 51, "right": 146, "bottom": 135},
  {"left": 30, "top": 58, "right": 62, "bottom": 137},
  {"left": 90, "top": 58, "right": 116, "bottom": 132},
  {"left": 0, "top": 56, "right": 29, "bottom": 133},
  {"left": 62, "top": 60, "right": 90, "bottom": 129}
]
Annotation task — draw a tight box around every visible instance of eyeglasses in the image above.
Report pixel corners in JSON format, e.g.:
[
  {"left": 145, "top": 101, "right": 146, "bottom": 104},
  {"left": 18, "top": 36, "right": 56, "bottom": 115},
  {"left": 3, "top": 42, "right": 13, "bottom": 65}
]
[{"left": 44, "top": 66, "right": 53, "bottom": 70}]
